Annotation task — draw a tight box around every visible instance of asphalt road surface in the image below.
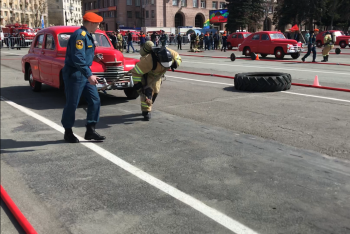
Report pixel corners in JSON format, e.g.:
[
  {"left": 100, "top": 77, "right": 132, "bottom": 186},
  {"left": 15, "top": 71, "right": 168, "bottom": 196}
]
[{"left": 1, "top": 46, "right": 350, "bottom": 234}]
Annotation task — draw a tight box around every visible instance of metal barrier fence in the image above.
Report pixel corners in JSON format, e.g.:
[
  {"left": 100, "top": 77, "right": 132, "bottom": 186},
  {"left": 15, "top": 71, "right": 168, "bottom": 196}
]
[
  {"left": 0, "top": 37, "right": 33, "bottom": 49},
  {"left": 120, "top": 36, "right": 191, "bottom": 46}
]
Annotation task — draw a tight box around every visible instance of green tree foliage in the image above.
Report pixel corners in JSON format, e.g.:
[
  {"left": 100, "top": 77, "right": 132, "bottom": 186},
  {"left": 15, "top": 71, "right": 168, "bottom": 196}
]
[
  {"left": 274, "top": 0, "right": 349, "bottom": 31},
  {"left": 225, "top": 0, "right": 264, "bottom": 32}
]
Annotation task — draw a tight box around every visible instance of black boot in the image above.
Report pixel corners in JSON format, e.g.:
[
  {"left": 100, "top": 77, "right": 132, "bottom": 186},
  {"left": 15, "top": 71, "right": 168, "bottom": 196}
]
[
  {"left": 142, "top": 111, "right": 151, "bottom": 121},
  {"left": 326, "top": 55, "right": 329, "bottom": 62},
  {"left": 64, "top": 128, "right": 79, "bottom": 143},
  {"left": 301, "top": 57, "right": 305, "bottom": 62},
  {"left": 321, "top": 56, "right": 327, "bottom": 62},
  {"left": 84, "top": 124, "right": 106, "bottom": 140}
]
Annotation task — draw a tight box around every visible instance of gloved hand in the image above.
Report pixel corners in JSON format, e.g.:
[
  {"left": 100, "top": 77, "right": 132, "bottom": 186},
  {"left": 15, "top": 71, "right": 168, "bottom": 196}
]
[
  {"left": 170, "top": 61, "right": 178, "bottom": 72},
  {"left": 133, "top": 82, "right": 143, "bottom": 90}
]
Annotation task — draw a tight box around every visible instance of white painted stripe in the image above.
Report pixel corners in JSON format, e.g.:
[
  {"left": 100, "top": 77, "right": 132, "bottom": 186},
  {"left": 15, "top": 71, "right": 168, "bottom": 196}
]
[
  {"left": 0, "top": 96, "right": 258, "bottom": 234},
  {"left": 167, "top": 75, "right": 234, "bottom": 85},
  {"left": 281, "top": 91, "right": 350, "bottom": 103},
  {"left": 166, "top": 76, "right": 350, "bottom": 103},
  {"left": 1, "top": 51, "right": 24, "bottom": 56},
  {"left": 186, "top": 61, "right": 350, "bottom": 76}
]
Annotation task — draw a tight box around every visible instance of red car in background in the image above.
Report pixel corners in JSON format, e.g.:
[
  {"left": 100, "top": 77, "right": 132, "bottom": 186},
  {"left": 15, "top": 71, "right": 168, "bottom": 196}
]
[
  {"left": 21, "top": 26, "right": 140, "bottom": 99},
  {"left": 316, "top": 30, "right": 350, "bottom": 48},
  {"left": 226, "top": 32, "right": 251, "bottom": 50},
  {"left": 238, "top": 31, "right": 303, "bottom": 59}
]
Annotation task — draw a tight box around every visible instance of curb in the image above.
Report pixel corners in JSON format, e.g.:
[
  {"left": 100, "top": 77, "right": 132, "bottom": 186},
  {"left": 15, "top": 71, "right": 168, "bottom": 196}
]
[
  {"left": 170, "top": 70, "right": 350, "bottom": 93},
  {"left": 179, "top": 54, "right": 350, "bottom": 67},
  {"left": 0, "top": 185, "right": 37, "bottom": 234}
]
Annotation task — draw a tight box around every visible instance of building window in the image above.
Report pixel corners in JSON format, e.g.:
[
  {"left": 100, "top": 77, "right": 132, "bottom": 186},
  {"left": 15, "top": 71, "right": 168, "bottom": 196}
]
[
  {"left": 109, "top": 11, "right": 114, "bottom": 17},
  {"left": 104, "top": 0, "right": 107, "bottom": 7},
  {"left": 219, "top": 2, "right": 225, "bottom": 9},
  {"left": 5, "top": 11, "right": 8, "bottom": 16},
  {"left": 135, "top": 11, "right": 140, "bottom": 18},
  {"left": 200, "top": 0, "right": 205, "bottom": 8},
  {"left": 212, "top": 1, "right": 217, "bottom": 9},
  {"left": 172, "top": 0, "right": 177, "bottom": 6},
  {"left": 94, "top": 1, "right": 96, "bottom": 8},
  {"left": 146, "top": 10, "right": 149, "bottom": 18},
  {"left": 151, "top": 0, "right": 154, "bottom": 4},
  {"left": 127, "top": 0, "right": 132, "bottom": 5},
  {"left": 127, "top": 11, "right": 132, "bottom": 18},
  {"left": 151, "top": 10, "right": 155, "bottom": 18},
  {"left": 181, "top": 0, "right": 186, "bottom": 6},
  {"left": 135, "top": 0, "right": 140, "bottom": 6}
]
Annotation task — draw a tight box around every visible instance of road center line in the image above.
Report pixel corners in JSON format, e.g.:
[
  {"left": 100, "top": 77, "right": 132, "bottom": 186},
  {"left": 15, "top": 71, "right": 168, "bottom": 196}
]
[
  {"left": 167, "top": 76, "right": 350, "bottom": 103},
  {"left": 0, "top": 96, "right": 258, "bottom": 234},
  {"left": 186, "top": 61, "right": 350, "bottom": 76}
]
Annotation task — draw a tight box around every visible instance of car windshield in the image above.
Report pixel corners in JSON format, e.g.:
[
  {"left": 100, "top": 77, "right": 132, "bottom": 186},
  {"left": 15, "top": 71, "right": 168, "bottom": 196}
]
[
  {"left": 243, "top": 34, "right": 251, "bottom": 38},
  {"left": 18, "top": 29, "right": 34, "bottom": 33},
  {"left": 58, "top": 33, "right": 111, "bottom": 48},
  {"left": 334, "top": 31, "right": 344, "bottom": 36},
  {"left": 269, "top": 33, "right": 286, "bottom": 39}
]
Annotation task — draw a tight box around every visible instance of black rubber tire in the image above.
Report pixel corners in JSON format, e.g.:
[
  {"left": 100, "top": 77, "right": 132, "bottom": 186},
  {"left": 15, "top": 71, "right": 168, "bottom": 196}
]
[
  {"left": 291, "top": 52, "right": 300, "bottom": 59},
  {"left": 230, "top": 53, "right": 236, "bottom": 61},
  {"left": 124, "top": 88, "right": 139, "bottom": 99},
  {"left": 274, "top": 48, "right": 285, "bottom": 59},
  {"left": 339, "top": 41, "right": 346, "bottom": 48},
  {"left": 234, "top": 72, "right": 292, "bottom": 92},
  {"left": 227, "top": 43, "right": 232, "bottom": 50},
  {"left": 260, "top": 54, "right": 268, "bottom": 58},
  {"left": 28, "top": 66, "right": 42, "bottom": 92},
  {"left": 316, "top": 41, "right": 322, "bottom": 48},
  {"left": 243, "top": 47, "right": 251, "bottom": 56},
  {"left": 335, "top": 48, "right": 341, "bottom": 54}
]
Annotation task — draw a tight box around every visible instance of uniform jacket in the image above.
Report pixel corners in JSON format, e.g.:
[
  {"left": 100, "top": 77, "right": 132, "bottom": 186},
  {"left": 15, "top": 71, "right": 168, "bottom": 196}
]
[
  {"left": 139, "top": 33, "right": 146, "bottom": 44},
  {"left": 176, "top": 34, "right": 182, "bottom": 42},
  {"left": 64, "top": 26, "right": 94, "bottom": 78},
  {"left": 117, "top": 33, "right": 123, "bottom": 42},
  {"left": 160, "top": 34, "right": 167, "bottom": 44},
  {"left": 309, "top": 34, "right": 316, "bottom": 45},
  {"left": 213, "top": 34, "right": 219, "bottom": 41},
  {"left": 324, "top": 34, "right": 333, "bottom": 45},
  {"left": 130, "top": 48, "right": 182, "bottom": 91}
]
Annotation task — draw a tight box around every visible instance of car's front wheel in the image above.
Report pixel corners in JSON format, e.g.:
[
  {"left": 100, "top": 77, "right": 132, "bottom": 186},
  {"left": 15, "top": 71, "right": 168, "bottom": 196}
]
[
  {"left": 243, "top": 47, "right": 251, "bottom": 57},
  {"left": 227, "top": 43, "right": 232, "bottom": 50},
  {"left": 316, "top": 41, "right": 322, "bottom": 48},
  {"left": 274, "top": 48, "right": 285, "bottom": 59},
  {"left": 291, "top": 52, "right": 300, "bottom": 59},
  {"left": 28, "top": 66, "right": 42, "bottom": 92},
  {"left": 124, "top": 88, "right": 139, "bottom": 99},
  {"left": 339, "top": 41, "right": 347, "bottom": 48}
]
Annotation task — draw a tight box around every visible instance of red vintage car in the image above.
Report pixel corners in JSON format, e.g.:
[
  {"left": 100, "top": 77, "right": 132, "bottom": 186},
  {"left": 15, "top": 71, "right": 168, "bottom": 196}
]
[
  {"left": 226, "top": 32, "right": 251, "bottom": 50},
  {"left": 238, "top": 31, "right": 303, "bottom": 59},
  {"left": 21, "top": 26, "right": 140, "bottom": 99},
  {"left": 316, "top": 30, "right": 350, "bottom": 48}
]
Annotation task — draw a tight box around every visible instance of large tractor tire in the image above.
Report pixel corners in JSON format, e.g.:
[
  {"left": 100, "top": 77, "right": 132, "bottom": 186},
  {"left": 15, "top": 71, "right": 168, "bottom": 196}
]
[{"left": 234, "top": 72, "right": 292, "bottom": 92}]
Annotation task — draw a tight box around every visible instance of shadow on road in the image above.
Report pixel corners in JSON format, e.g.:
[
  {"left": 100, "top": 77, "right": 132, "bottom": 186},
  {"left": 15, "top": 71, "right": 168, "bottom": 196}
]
[
  {"left": 1, "top": 139, "right": 66, "bottom": 153},
  {"left": 1, "top": 85, "right": 131, "bottom": 111},
  {"left": 74, "top": 113, "right": 142, "bottom": 129}
]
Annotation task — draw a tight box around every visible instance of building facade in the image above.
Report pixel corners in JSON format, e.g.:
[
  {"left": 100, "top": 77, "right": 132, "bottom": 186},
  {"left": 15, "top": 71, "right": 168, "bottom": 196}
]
[
  {"left": 1, "top": 0, "right": 48, "bottom": 28},
  {"left": 81, "top": 0, "right": 227, "bottom": 31},
  {"left": 47, "top": 0, "right": 83, "bottom": 26}
]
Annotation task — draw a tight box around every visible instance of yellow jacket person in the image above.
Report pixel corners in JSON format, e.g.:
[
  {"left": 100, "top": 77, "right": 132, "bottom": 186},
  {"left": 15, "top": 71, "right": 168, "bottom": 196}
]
[
  {"left": 116, "top": 30, "right": 124, "bottom": 52},
  {"left": 130, "top": 41, "right": 182, "bottom": 121},
  {"left": 321, "top": 32, "right": 334, "bottom": 62}
]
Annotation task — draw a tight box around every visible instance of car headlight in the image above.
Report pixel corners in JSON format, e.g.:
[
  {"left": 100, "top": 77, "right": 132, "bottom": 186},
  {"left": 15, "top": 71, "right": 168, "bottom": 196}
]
[{"left": 287, "top": 44, "right": 293, "bottom": 49}]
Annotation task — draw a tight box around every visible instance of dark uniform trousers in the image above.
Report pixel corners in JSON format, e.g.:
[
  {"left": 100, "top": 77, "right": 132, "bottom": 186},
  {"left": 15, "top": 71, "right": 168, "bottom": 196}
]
[
  {"left": 61, "top": 26, "right": 100, "bottom": 129},
  {"left": 61, "top": 67, "right": 100, "bottom": 128}
]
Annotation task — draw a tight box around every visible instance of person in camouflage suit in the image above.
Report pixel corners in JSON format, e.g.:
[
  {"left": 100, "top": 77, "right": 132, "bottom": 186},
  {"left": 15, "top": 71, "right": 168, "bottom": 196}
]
[{"left": 116, "top": 30, "right": 123, "bottom": 52}]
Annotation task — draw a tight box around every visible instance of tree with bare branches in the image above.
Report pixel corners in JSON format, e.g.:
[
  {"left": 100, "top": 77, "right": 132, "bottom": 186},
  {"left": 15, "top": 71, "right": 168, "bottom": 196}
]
[{"left": 33, "top": 0, "right": 47, "bottom": 28}]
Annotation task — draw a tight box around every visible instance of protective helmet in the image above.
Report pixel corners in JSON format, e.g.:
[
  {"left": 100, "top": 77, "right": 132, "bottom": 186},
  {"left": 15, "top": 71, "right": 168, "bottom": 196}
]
[
  {"left": 156, "top": 47, "right": 173, "bottom": 68},
  {"left": 140, "top": 41, "right": 154, "bottom": 56},
  {"left": 325, "top": 31, "right": 331, "bottom": 35}
]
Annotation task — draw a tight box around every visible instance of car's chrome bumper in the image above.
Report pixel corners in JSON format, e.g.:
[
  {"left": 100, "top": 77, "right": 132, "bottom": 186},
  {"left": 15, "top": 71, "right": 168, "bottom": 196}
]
[
  {"left": 287, "top": 46, "right": 303, "bottom": 53},
  {"left": 93, "top": 68, "right": 134, "bottom": 91}
]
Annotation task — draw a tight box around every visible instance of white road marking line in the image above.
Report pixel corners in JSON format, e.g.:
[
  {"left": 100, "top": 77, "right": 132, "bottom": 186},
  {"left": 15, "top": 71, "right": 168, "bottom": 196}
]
[
  {"left": 1, "top": 51, "right": 25, "bottom": 56},
  {"left": 186, "top": 61, "right": 350, "bottom": 76},
  {"left": 0, "top": 96, "right": 258, "bottom": 234},
  {"left": 281, "top": 91, "right": 350, "bottom": 103},
  {"left": 167, "top": 75, "right": 234, "bottom": 85},
  {"left": 166, "top": 76, "right": 350, "bottom": 103}
]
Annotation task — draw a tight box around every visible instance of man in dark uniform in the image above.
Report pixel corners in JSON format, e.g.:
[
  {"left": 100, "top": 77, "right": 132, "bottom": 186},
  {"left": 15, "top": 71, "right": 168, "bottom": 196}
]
[
  {"left": 301, "top": 29, "right": 319, "bottom": 63},
  {"left": 61, "top": 12, "right": 106, "bottom": 143},
  {"left": 221, "top": 31, "right": 228, "bottom": 52}
]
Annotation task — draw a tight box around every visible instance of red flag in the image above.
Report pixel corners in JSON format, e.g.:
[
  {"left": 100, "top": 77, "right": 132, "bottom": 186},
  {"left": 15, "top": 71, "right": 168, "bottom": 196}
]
[{"left": 290, "top": 24, "right": 299, "bottom": 32}]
